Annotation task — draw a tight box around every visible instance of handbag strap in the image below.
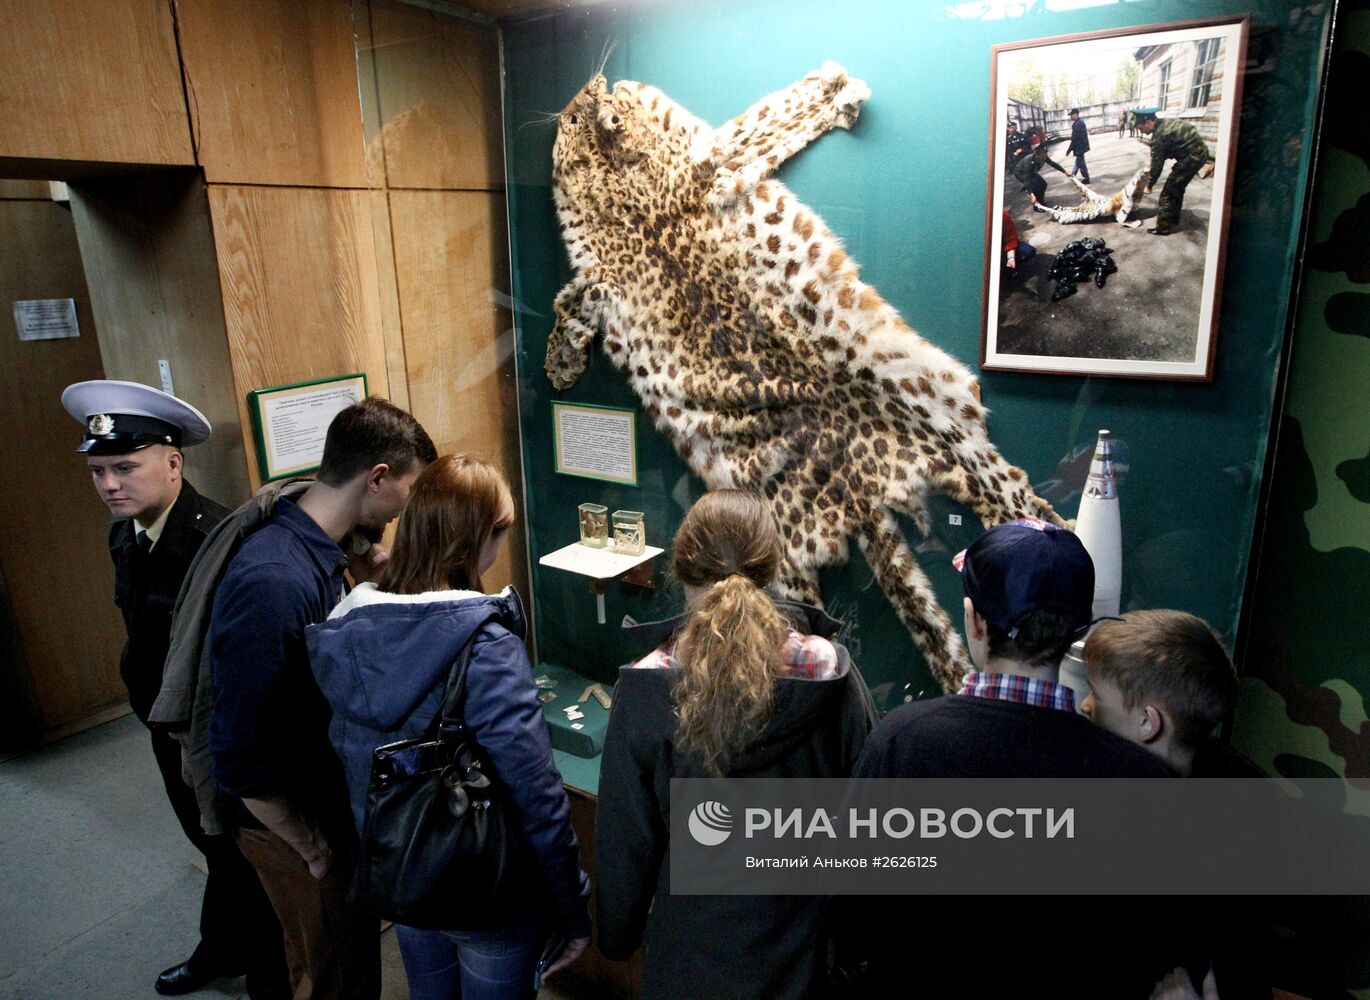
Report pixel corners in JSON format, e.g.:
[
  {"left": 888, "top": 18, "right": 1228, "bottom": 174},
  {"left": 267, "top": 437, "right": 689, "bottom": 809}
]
[{"left": 425, "top": 634, "right": 479, "bottom": 739}]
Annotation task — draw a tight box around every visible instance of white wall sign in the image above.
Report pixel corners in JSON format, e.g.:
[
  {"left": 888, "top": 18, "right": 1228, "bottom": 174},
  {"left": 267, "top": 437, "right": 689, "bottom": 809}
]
[
  {"left": 553, "top": 402, "right": 638, "bottom": 486},
  {"left": 248, "top": 374, "right": 367, "bottom": 480},
  {"left": 14, "top": 298, "right": 79, "bottom": 341}
]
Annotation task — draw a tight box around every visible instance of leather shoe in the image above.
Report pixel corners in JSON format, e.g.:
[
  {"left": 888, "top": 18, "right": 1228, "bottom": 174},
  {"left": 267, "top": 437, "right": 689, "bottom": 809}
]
[{"left": 155, "top": 958, "right": 242, "bottom": 995}]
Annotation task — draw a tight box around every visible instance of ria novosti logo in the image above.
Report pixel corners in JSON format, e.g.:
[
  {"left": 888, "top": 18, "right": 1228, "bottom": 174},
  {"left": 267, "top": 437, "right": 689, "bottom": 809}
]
[{"left": 687, "top": 801, "right": 734, "bottom": 846}]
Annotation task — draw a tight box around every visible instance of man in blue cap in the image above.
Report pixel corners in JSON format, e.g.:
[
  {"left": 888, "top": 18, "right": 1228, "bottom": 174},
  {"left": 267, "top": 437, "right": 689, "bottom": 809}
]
[
  {"left": 63, "top": 380, "right": 287, "bottom": 998},
  {"left": 833, "top": 518, "right": 1169, "bottom": 996}
]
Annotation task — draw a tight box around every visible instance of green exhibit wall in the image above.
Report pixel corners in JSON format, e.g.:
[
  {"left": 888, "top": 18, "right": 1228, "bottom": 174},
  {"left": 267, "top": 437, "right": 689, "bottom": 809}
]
[
  {"left": 1234, "top": 8, "right": 1370, "bottom": 803},
  {"left": 502, "top": 0, "right": 1332, "bottom": 709}
]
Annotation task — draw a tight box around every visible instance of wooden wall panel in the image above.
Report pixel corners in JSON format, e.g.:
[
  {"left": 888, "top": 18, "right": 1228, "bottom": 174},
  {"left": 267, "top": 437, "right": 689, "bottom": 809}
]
[
  {"left": 370, "top": 190, "right": 411, "bottom": 413},
  {"left": 208, "top": 184, "right": 389, "bottom": 488},
  {"left": 69, "top": 171, "right": 251, "bottom": 508},
  {"left": 0, "top": 0, "right": 192, "bottom": 166},
  {"left": 0, "top": 181, "right": 52, "bottom": 200},
  {"left": 365, "top": 2, "right": 503, "bottom": 191},
  {"left": 388, "top": 189, "right": 527, "bottom": 596},
  {"left": 176, "top": 0, "right": 367, "bottom": 187},
  {"left": 0, "top": 201, "right": 127, "bottom": 730}
]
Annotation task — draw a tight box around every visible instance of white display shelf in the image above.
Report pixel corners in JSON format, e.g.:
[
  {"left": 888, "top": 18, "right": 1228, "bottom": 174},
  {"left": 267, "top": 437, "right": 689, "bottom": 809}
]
[
  {"left": 538, "top": 540, "right": 664, "bottom": 579},
  {"left": 539, "top": 540, "right": 664, "bottom": 623}
]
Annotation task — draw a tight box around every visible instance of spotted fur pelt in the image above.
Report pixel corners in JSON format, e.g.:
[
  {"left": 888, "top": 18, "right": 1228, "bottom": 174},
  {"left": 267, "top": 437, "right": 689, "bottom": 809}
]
[
  {"left": 1033, "top": 167, "right": 1148, "bottom": 225},
  {"left": 544, "top": 63, "right": 1061, "bottom": 690}
]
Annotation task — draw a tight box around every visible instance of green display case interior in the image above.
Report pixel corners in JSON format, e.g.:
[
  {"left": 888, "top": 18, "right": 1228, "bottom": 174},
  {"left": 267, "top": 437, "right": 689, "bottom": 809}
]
[{"left": 502, "top": 0, "right": 1333, "bottom": 712}]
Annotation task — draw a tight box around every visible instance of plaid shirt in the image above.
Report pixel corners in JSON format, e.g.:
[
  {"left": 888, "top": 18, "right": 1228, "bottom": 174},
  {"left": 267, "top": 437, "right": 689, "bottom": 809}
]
[
  {"left": 631, "top": 627, "right": 841, "bottom": 680},
  {"left": 957, "top": 670, "right": 1076, "bottom": 714}
]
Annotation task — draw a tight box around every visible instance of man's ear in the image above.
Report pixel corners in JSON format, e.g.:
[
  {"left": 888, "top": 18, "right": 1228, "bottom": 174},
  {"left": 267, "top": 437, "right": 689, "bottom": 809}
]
[
  {"left": 166, "top": 448, "right": 184, "bottom": 478},
  {"left": 962, "top": 596, "right": 987, "bottom": 642},
  {"left": 364, "top": 462, "right": 390, "bottom": 492},
  {"left": 1139, "top": 704, "right": 1166, "bottom": 745}
]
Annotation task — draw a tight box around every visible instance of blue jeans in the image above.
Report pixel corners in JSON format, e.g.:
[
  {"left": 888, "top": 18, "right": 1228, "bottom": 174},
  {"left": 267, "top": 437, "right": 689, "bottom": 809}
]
[
  {"left": 1072, "top": 153, "right": 1089, "bottom": 180},
  {"left": 396, "top": 915, "right": 544, "bottom": 1000}
]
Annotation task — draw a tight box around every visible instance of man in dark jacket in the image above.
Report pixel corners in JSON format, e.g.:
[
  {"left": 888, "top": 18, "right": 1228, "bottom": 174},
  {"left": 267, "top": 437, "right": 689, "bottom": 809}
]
[
  {"left": 62, "top": 380, "right": 286, "bottom": 998},
  {"left": 210, "top": 397, "right": 434, "bottom": 1000},
  {"left": 1004, "top": 120, "right": 1032, "bottom": 170},
  {"left": 832, "top": 520, "right": 1170, "bottom": 997},
  {"left": 1067, "top": 108, "right": 1091, "bottom": 182}
]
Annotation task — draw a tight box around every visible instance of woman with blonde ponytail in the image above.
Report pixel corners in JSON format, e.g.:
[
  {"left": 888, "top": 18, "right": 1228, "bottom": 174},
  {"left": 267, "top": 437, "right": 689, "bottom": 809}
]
[{"left": 596, "top": 490, "right": 877, "bottom": 1000}]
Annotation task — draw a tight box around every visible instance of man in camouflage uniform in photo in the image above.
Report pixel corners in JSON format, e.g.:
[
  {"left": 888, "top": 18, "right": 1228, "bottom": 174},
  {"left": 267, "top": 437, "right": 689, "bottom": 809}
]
[{"left": 1137, "top": 109, "right": 1212, "bottom": 235}]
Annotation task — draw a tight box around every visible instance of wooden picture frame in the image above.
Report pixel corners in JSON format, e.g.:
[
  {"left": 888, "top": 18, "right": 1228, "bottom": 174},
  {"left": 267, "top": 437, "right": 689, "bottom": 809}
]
[{"left": 982, "top": 16, "right": 1248, "bottom": 380}]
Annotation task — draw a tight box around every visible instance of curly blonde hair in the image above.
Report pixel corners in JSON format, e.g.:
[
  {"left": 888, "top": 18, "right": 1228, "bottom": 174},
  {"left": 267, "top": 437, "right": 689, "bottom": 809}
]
[{"left": 671, "top": 490, "right": 790, "bottom": 776}]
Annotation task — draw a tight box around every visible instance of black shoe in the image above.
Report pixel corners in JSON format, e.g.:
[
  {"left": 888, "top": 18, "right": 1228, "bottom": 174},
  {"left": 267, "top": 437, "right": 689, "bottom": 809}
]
[
  {"left": 155, "top": 958, "right": 243, "bottom": 995},
  {"left": 1147, "top": 226, "right": 1173, "bottom": 236}
]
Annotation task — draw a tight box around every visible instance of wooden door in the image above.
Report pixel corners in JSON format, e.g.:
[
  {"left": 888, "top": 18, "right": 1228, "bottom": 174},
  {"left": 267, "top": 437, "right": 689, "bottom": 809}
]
[{"left": 0, "top": 189, "right": 127, "bottom": 738}]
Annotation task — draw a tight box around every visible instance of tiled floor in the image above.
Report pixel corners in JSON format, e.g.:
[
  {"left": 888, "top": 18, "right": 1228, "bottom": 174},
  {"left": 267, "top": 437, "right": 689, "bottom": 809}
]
[{"left": 0, "top": 714, "right": 601, "bottom": 999}]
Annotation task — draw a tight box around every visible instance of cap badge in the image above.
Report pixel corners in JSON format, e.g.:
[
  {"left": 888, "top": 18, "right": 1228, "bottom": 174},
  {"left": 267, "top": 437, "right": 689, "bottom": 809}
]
[{"left": 88, "top": 414, "right": 115, "bottom": 435}]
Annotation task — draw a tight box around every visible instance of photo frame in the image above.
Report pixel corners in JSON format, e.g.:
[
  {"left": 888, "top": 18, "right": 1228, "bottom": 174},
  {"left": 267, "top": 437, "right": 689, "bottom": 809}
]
[
  {"left": 982, "top": 16, "right": 1248, "bottom": 380},
  {"left": 247, "top": 373, "right": 367, "bottom": 481}
]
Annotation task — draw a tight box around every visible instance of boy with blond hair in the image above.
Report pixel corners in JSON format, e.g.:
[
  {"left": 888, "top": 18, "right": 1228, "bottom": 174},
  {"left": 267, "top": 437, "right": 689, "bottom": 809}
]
[{"left": 1082, "top": 609, "right": 1260, "bottom": 777}]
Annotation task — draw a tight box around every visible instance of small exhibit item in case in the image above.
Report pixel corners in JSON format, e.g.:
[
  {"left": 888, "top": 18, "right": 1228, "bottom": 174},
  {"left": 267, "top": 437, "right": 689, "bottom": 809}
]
[
  {"left": 578, "top": 503, "right": 608, "bottom": 547},
  {"left": 612, "top": 509, "right": 645, "bottom": 556}
]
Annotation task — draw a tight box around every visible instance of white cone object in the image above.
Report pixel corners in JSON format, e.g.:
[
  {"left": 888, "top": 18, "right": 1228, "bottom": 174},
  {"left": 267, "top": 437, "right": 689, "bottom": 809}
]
[{"left": 1074, "top": 429, "right": 1122, "bottom": 619}]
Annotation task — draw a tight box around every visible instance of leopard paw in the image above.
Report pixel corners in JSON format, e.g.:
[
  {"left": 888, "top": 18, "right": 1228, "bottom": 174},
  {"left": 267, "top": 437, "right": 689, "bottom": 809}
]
[{"left": 833, "top": 77, "right": 871, "bottom": 130}]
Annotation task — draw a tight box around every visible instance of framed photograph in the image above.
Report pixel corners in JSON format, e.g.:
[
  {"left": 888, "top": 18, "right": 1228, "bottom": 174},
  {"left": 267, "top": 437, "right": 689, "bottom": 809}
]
[
  {"left": 982, "top": 16, "right": 1248, "bottom": 380},
  {"left": 247, "top": 373, "right": 367, "bottom": 481},
  {"left": 552, "top": 401, "right": 638, "bottom": 486}
]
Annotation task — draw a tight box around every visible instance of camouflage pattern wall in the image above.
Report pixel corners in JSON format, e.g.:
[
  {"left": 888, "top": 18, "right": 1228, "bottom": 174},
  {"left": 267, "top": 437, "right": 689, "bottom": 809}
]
[{"left": 1234, "top": 5, "right": 1370, "bottom": 993}]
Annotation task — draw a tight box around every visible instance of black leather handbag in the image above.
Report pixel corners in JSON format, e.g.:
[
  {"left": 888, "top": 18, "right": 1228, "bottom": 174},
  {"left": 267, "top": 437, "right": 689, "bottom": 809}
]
[{"left": 351, "top": 640, "right": 524, "bottom": 930}]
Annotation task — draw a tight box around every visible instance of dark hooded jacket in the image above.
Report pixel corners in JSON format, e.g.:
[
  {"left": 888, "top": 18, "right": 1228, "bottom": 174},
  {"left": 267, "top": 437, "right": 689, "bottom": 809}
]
[
  {"left": 596, "top": 603, "right": 877, "bottom": 1000},
  {"left": 306, "top": 583, "right": 591, "bottom": 939}
]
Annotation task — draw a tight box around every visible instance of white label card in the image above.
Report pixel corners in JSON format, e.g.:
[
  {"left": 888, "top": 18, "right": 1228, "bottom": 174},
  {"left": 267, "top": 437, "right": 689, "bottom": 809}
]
[
  {"left": 14, "top": 298, "right": 79, "bottom": 341},
  {"left": 261, "top": 383, "right": 365, "bottom": 476},
  {"left": 553, "top": 403, "right": 637, "bottom": 485}
]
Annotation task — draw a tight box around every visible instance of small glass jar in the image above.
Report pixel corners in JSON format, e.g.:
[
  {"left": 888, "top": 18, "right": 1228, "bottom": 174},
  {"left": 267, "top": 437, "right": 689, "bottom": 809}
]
[
  {"left": 612, "top": 509, "right": 645, "bottom": 556},
  {"left": 578, "top": 503, "right": 608, "bottom": 547}
]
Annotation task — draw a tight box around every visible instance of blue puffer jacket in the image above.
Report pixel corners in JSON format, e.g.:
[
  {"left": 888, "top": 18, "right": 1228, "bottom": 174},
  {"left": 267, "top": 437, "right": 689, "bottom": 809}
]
[{"left": 306, "top": 583, "right": 590, "bottom": 938}]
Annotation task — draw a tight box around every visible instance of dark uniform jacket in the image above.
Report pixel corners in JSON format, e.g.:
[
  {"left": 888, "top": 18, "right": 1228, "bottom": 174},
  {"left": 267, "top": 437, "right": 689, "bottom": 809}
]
[
  {"left": 110, "top": 479, "right": 229, "bottom": 723},
  {"left": 1012, "top": 143, "right": 1066, "bottom": 186},
  {"left": 1068, "top": 115, "right": 1091, "bottom": 156},
  {"left": 1005, "top": 129, "right": 1032, "bottom": 166},
  {"left": 596, "top": 603, "right": 878, "bottom": 1000}
]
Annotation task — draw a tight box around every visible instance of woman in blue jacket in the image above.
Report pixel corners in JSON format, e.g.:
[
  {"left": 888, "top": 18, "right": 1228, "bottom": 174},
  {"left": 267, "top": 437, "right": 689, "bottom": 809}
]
[{"left": 308, "top": 454, "right": 589, "bottom": 999}]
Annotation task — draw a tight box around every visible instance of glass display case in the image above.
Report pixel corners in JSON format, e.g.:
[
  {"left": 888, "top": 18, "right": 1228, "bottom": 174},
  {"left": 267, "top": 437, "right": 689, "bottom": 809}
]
[{"left": 350, "top": 0, "right": 1333, "bottom": 713}]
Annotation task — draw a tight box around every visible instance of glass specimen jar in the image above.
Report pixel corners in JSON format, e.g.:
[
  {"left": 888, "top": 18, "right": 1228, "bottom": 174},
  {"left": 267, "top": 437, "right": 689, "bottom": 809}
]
[
  {"left": 578, "top": 503, "right": 608, "bottom": 547},
  {"left": 612, "top": 509, "right": 645, "bottom": 556}
]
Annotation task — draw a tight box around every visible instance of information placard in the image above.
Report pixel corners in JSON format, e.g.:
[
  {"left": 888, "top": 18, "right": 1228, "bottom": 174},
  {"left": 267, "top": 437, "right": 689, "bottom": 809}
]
[
  {"left": 552, "top": 402, "right": 638, "bottom": 486},
  {"left": 14, "top": 298, "right": 79, "bottom": 341},
  {"left": 248, "top": 374, "right": 367, "bottom": 481}
]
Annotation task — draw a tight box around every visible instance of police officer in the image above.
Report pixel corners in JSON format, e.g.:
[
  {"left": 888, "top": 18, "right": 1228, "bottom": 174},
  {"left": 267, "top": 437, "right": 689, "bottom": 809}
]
[
  {"left": 1005, "top": 119, "right": 1032, "bottom": 170},
  {"left": 1136, "top": 108, "right": 1212, "bottom": 235},
  {"left": 62, "top": 381, "right": 287, "bottom": 999}
]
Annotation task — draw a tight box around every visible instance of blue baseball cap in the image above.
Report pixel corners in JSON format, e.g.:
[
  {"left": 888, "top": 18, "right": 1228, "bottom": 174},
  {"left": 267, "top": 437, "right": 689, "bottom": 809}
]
[{"left": 954, "top": 519, "right": 1095, "bottom": 638}]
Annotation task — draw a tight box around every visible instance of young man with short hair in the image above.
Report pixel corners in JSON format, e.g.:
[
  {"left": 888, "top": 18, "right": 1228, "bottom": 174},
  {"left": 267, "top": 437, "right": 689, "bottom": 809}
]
[
  {"left": 209, "top": 397, "right": 435, "bottom": 1000},
  {"left": 1082, "top": 609, "right": 1259, "bottom": 778},
  {"left": 62, "top": 380, "right": 287, "bottom": 998},
  {"left": 836, "top": 519, "right": 1168, "bottom": 996}
]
